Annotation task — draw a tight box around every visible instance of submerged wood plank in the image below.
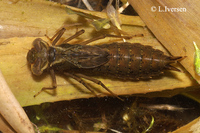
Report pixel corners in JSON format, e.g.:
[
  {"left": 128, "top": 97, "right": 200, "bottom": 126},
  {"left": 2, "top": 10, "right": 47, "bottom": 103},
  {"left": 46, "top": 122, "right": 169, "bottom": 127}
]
[{"left": 0, "top": 36, "right": 193, "bottom": 106}]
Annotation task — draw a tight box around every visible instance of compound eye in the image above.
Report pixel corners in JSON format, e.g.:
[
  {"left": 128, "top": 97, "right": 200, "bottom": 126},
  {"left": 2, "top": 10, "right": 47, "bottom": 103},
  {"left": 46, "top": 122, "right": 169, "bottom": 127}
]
[
  {"left": 27, "top": 38, "right": 49, "bottom": 76},
  {"left": 27, "top": 48, "right": 37, "bottom": 64}
]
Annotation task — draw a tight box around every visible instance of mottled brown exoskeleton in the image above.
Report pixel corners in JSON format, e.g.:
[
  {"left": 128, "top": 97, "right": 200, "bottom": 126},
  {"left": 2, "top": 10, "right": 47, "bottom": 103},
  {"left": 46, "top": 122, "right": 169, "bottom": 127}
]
[{"left": 27, "top": 28, "right": 183, "bottom": 99}]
